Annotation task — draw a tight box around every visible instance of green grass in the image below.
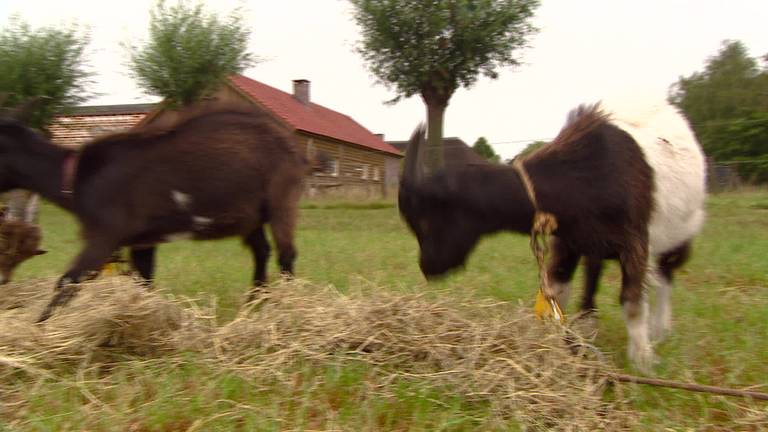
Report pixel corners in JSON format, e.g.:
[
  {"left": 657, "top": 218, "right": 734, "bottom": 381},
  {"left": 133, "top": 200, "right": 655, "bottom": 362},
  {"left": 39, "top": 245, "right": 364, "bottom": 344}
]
[{"left": 6, "top": 190, "right": 768, "bottom": 430}]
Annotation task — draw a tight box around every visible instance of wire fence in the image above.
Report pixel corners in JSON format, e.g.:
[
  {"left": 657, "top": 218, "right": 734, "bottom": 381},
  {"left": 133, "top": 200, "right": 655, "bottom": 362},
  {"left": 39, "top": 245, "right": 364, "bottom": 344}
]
[{"left": 707, "top": 160, "right": 768, "bottom": 192}]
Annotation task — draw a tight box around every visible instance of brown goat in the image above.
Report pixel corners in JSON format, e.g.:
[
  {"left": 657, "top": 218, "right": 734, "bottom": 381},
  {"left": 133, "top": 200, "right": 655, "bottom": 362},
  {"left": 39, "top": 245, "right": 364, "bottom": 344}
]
[
  {"left": 0, "top": 108, "right": 308, "bottom": 321},
  {"left": 0, "top": 218, "right": 46, "bottom": 283},
  {"left": 0, "top": 191, "right": 46, "bottom": 283}
]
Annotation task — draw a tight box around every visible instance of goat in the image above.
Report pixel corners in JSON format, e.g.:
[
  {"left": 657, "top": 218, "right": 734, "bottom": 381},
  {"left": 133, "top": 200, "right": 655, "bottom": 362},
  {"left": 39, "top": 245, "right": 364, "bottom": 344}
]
[
  {"left": 0, "top": 100, "right": 49, "bottom": 283},
  {"left": 0, "top": 107, "right": 309, "bottom": 322},
  {"left": 398, "top": 102, "right": 706, "bottom": 372},
  {"left": 0, "top": 192, "right": 46, "bottom": 283}
]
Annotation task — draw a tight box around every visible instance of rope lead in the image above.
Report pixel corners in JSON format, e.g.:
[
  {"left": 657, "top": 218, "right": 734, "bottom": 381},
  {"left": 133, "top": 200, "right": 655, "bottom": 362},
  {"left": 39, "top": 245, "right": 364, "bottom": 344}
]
[{"left": 512, "top": 158, "right": 564, "bottom": 322}]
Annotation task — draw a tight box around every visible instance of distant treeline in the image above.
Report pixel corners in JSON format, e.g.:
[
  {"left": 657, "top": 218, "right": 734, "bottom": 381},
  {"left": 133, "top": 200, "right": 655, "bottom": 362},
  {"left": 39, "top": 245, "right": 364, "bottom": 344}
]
[{"left": 669, "top": 40, "right": 768, "bottom": 183}]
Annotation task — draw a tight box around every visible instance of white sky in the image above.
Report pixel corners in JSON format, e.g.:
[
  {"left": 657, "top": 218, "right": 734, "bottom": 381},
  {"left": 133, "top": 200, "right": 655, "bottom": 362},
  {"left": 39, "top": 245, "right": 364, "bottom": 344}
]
[{"left": 1, "top": 0, "right": 766, "bottom": 159}]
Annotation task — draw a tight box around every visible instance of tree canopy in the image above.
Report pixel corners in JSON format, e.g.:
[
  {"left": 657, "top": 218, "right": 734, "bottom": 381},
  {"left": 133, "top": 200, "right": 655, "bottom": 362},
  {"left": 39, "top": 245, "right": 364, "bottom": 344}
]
[
  {"left": 0, "top": 17, "right": 92, "bottom": 130},
  {"left": 515, "top": 140, "right": 547, "bottom": 160},
  {"left": 471, "top": 137, "right": 500, "bottom": 162},
  {"left": 127, "top": 0, "right": 255, "bottom": 108},
  {"left": 350, "top": 0, "right": 539, "bottom": 171},
  {"left": 668, "top": 40, "right": 768, "bottom": 181}
]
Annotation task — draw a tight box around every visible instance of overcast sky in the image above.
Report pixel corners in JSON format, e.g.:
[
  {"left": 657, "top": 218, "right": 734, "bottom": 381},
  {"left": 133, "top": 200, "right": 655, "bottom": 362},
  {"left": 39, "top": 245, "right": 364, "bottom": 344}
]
[{"left": 1, "top": 0, "right": 766, "bottom": 159}]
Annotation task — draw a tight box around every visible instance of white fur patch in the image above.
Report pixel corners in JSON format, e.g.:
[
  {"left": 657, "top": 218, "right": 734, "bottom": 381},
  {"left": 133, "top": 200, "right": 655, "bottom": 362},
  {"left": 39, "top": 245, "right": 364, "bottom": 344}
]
[
  {"left": 609, "top": 102, "right": 707, "bottom": 255},
  {"left": 165, "top": 232, "right": 194, "bottom": 242},
  {"left": 648, "top": 268, "right": 673, "bottom": 342},
  {"left": 623, "top": 299, "right": 654, "bottom": 373},
  {"left": 193, "top": 215, "right": 212, "bottom": 225},
  {"left": 171, "top": 190, "right": 192, "bottom": 210},
  {"left": 192, "top": 216, "right": 213, "bottom": 230}
]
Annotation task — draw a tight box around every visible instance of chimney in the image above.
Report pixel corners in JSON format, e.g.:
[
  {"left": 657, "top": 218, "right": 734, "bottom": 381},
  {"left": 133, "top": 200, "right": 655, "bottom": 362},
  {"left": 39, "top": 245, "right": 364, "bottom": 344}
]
[
  {"left": 374, "top": 133, "right": 385, "bottom": 141},
  {"left": 292, "top": 79, "right": 310, "bottom": 104}
]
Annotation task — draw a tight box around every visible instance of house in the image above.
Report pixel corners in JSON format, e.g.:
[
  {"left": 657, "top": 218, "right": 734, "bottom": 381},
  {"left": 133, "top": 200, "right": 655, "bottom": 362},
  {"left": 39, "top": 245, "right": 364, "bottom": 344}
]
[
  {"left": 387, "top": 136, "right": 488, "bottom": 172},
  {"left": 139, "top": 75, "right": 403, "bottom": 198},
  {"left": 48, "top": 104, "right": 156, "bottom": 149}
]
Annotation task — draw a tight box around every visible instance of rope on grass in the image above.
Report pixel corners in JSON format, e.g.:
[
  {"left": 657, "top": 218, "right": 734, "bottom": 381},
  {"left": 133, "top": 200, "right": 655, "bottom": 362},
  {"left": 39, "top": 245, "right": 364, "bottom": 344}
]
[
  {"left": 610, "top": 373, "right": 768, "bottom": 401},
  {"left": 565, "top": 314, "right": 768, "bottom": 401}
]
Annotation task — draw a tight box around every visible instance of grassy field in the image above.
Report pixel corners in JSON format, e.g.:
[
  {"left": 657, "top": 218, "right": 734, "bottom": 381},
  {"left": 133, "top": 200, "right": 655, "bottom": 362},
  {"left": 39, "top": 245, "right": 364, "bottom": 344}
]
[{"left": 4, "top": 190, "right": 768, "bottom": 430}]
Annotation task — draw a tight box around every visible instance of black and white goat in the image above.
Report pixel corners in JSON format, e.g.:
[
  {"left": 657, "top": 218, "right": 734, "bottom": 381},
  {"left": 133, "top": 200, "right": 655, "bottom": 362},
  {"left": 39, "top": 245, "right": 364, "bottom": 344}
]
[{"left": 398, "top": 102, "right": 706, "bottom": 371}]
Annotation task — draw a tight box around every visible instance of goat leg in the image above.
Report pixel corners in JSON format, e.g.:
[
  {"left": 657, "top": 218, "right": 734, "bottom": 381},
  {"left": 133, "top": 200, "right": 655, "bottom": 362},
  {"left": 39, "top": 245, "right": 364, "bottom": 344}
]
[
  {"left": 129, "top": 245, "right": 157, "bottom": 288},
  {"left": 581, "top": 256, "right": 604, "bottom": 312},
  {"left": 37, "top": 280, "right": 82, "bottom": 323},
  {"left": 37, "top": 239, "right": 118, "bottom": 322}
]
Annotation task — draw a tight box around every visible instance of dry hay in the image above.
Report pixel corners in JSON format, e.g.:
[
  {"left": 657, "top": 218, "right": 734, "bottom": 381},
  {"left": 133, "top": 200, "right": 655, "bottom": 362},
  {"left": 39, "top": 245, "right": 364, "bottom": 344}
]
[
  {"left": 0, "top": 277, "right": 213, "bottom": 367},
  {"left": 1, "top": 276, "right": 639, "bottom": 430}
]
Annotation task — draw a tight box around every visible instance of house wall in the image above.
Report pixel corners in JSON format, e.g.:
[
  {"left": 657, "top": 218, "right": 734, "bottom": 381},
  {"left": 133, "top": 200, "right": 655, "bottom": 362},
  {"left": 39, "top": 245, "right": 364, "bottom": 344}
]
[
  {"left": 296, "top": 133, "right": 393, "bottom": 199},
  {"left": 384, "top": 156, "right": 401, "bottom": 197}
]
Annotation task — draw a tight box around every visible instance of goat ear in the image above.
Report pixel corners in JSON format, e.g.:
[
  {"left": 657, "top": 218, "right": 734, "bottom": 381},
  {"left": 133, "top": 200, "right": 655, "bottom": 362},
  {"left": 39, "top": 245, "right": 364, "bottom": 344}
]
[{"left": 35, "top": 249, "right": 48, "bottom": 256}]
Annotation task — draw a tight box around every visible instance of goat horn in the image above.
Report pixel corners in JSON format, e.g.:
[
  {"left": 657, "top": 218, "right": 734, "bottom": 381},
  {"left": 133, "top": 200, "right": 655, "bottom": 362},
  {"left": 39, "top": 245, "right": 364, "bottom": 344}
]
[{"left": 403, "top": 123, "right": 426, "bottom": 184}]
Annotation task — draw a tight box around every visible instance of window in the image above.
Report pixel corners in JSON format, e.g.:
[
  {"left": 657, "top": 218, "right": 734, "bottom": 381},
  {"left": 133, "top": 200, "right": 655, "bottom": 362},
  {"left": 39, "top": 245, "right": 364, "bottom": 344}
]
[
  {"left": 361, "top": 164, "right": 370, "bottom": 180},
  {"left": 328, "top": 159, "right": 339, "bottom": 177},
  {"left": 373, "top": 166, "right": 380, "bottom": 181}
]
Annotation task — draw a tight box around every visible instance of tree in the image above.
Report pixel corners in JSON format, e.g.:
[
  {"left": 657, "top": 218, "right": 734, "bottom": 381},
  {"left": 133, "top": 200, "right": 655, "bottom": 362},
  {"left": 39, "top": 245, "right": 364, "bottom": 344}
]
[
  {"left": 0, "top": 17, "right": 92, "bottom": 130},
  {"left": 472, "top": 136, "right": 500, "bottom": 162},
  {"left": 669, "top": 41, "right": 765, "bottom": 129},
  {"left": 350, "top": 0, "right": 539, "bottom": 171},
  {"left": 668, "top": 40, "right": 768, "bottom": 181},
  {"left": 127, "top": 0, "right": 255, "bottom": 108},
  {"left": 515, "top": 140, "right": 547, "bottom": 159}
]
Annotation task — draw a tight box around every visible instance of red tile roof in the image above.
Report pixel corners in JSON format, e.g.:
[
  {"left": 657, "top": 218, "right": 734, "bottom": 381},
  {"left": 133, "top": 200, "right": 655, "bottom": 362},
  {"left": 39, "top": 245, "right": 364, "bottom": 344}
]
[{"left": 229, "top": 75, "right": 402, "bottom": 156}]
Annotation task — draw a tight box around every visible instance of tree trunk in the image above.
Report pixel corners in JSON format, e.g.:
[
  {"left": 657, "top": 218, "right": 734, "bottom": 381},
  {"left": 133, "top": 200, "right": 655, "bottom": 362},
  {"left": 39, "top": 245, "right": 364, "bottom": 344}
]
[{"left": 425, "top": 101, "right": 446, "bottom": 174}]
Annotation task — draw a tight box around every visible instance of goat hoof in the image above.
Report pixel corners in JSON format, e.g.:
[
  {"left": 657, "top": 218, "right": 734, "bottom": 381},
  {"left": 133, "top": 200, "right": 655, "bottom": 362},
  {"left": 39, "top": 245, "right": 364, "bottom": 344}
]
[
  {"left": 628, "top": 343, "right": 657, "bottom": 375},
  {"left": 245, "top": 286, "right": 271, "bottom": 305},
  {"left": 37, "top": 285, "right": 81, "bottom": 322},
  {"left": 132, "top": 276, "right": 154, "bottom": 290},
  {"left": 36, "top": 307, "right": 54, "bottom": 323}
]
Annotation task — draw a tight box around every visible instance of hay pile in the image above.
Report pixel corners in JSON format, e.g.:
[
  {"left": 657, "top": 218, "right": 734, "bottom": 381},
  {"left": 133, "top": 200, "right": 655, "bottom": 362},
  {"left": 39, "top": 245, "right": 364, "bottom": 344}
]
[{"left": 0, "top": 277, "right": 638, "bottom": 430}]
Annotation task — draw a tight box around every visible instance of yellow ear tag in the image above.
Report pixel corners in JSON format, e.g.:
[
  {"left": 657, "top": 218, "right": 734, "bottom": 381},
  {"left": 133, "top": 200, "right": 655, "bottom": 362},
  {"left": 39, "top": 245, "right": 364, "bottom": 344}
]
[{"left": 534, "top": 290, "right": 565, "bottom": 323}]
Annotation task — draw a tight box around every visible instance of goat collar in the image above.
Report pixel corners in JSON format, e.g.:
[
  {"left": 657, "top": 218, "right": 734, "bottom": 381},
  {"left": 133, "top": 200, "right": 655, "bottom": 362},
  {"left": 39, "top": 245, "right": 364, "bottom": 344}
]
[{"left": 61, "top": 152, "right": 80, "bottom": 195}]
